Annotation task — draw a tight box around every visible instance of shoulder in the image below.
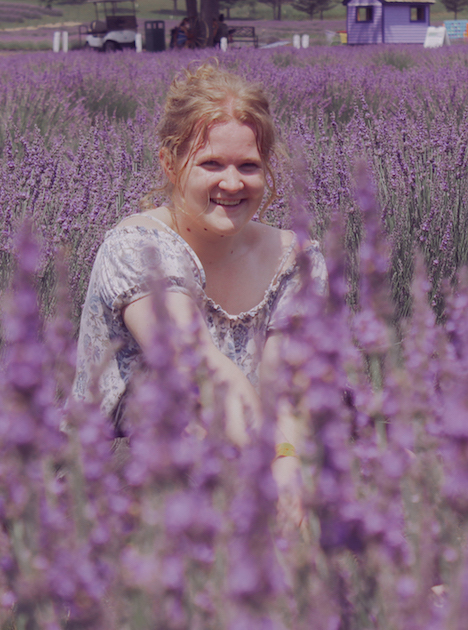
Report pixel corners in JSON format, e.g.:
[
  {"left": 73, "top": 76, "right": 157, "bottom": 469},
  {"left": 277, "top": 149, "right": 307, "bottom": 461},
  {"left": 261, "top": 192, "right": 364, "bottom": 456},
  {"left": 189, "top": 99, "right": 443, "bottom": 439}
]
[
  {"left": 248, "top": 220, "right": 325, "bottom": 258},
  {"left": 95, "top": 213, "right": 185, "bottom": 283},
  {"left": 93, "top": 226, "right": 204, "bottom": 313},
  {"left": 116, "top": 206, "right": 173, "bottom": 231},
  {"left": 251, "top": 221, "right": 294, "bottom": 244},
  {"left": 101, "top": 207, "right": 180, "bottom": 262},
  {"left": 251, "top": 222, "right": 324, "bottom": 256},
  {"left": 297, "top": 239, "right": 328, "bottom": 294},
  {"left": 266, "top": 237, "right": 327, "bottom": 334},
  {"left": 250, "top": 221, "right": 295, "bottom": 256},
  {"left": 246, "top": 223, "right": 296, "bottom": 280},
  {"left": 248, "top": 222, "right": 326, "bottom": 282},
  {"left": 252, "top": 222, "right": 324, "bottom": 266}
]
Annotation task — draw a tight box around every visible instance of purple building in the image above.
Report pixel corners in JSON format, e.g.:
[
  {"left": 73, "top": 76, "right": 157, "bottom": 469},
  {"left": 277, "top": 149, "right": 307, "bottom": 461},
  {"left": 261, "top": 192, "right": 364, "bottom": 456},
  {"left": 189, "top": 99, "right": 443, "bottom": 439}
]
[{"left": 343, "top": 0, "right": 435, "bottom": 44}]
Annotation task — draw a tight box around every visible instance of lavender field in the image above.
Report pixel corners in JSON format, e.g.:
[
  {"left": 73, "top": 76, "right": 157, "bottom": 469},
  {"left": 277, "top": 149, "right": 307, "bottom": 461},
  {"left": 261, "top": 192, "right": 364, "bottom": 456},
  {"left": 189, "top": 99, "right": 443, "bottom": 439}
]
[{"left": 1, "top": 45, "right": 468, "bottom": 629}]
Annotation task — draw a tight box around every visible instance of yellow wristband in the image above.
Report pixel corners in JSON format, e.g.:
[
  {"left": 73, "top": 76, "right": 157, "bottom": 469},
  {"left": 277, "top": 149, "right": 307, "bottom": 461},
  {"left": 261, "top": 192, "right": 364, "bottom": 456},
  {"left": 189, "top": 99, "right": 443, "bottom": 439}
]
[{"left": 275, "top": 442, "right": 298, "bottom": 459}]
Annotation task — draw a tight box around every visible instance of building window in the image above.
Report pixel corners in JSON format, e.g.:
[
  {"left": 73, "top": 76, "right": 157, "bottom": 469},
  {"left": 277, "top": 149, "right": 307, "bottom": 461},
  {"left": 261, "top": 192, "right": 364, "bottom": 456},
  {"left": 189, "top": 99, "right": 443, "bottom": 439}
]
[
  {"left": 356, "top": 6, "right": 374, "bottom": 22},
  {"left": 410, "top": 5, "right": 425, "bottom": 21}
]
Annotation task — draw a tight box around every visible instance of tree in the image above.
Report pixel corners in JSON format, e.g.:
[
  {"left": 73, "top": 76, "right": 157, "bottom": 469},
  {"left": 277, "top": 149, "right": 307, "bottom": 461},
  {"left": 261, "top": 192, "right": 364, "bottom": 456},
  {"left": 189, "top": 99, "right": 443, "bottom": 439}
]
[
  {"left": 440, "top": 0, "right": 468, "bottom": 18},
  {"left": 201, "top": 0, "right": 220, "bottom": 44},
  {"left": 186, "top": 0, "right": 198, "bottom": 18},
  {"left": 293, "top": 0, "right": 337, "bottom": 19},
  {"left": 183, "top": 0, "right": 220, "bottom": 45},
  {"left": 219, "top": 0, "right": 240, "bottom": 19},
  {"left": 258, "top": 0, "right": 286, "bottom": 20}
]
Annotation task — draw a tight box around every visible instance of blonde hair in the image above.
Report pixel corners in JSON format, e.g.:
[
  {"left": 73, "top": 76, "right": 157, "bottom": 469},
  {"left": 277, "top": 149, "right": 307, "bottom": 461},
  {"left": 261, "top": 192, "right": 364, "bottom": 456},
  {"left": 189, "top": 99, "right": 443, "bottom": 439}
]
[{"left": 157, "top": 61, "right": 277, "bottom": 219}]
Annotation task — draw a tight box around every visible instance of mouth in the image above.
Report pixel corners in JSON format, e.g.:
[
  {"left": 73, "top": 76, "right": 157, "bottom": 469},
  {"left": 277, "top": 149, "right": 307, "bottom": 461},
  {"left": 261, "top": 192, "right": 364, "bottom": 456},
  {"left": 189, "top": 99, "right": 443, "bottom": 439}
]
[{"left": 211, "top": 198, "right": 243, "bottom": 207}]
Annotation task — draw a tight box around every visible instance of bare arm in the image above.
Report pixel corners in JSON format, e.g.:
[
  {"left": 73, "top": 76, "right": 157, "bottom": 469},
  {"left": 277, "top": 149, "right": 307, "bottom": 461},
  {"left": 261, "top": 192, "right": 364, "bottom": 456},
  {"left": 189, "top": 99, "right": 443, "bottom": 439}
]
[
  {"left": 261, "top": 333, "right": 305, "bottom": 532},
  {"left": 123, "top": 291, "right": 261, "bottom": 446}
]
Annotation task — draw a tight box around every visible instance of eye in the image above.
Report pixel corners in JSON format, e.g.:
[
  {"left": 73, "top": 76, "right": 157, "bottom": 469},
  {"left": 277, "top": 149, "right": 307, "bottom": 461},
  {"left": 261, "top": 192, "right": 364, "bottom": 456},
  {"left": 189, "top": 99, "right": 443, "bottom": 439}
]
[
  {"left": 240, "top": 162, "right": 261, "bottom": 172},
  {"left": 200, "top": 160, "right": 221, "bottom": 169}
]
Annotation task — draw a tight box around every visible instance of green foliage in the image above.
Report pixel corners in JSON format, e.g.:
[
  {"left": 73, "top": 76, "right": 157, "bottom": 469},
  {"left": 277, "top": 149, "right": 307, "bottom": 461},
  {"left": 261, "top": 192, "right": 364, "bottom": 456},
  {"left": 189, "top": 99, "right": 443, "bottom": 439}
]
[
  {"left": 439, "top": 0, "right": 468, "bottom": 17},
  {"left": 373, "top": 49, "right": 416, "bottom": 71},
  {"left": 292, "top": 0, "right": 338, "bottom": 19},
  {"left": 257, "top": 0, "right": 285, "bottom": 20}
]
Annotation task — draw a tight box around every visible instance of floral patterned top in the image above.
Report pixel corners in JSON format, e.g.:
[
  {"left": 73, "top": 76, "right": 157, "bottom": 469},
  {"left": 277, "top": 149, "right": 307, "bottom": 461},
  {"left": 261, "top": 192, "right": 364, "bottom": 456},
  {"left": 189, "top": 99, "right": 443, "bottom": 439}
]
[{"left": 72, "top": 214, "right": 327, "bottom": 422}]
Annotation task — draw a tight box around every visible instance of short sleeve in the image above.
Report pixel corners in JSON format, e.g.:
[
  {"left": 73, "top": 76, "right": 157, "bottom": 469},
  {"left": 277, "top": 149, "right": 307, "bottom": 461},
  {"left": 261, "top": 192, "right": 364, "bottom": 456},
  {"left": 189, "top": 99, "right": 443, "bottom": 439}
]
[
  {"left": 267, "top": 241, "right": 328, "bottom": 335},
  {"left": 93, "top": 226, "right": 203, "bottom": 319}
]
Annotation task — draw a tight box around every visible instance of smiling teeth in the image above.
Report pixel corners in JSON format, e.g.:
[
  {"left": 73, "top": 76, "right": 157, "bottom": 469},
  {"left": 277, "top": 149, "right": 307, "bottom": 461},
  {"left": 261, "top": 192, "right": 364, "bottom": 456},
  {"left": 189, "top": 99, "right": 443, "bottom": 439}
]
[{"left": 212, "top": 199, "right": 241, "bottom": 206}]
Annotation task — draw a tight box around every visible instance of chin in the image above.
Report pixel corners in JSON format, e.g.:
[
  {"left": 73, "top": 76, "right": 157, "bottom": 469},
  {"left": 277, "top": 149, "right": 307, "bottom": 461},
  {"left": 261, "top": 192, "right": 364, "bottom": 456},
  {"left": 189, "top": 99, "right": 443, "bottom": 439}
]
[
  {"left": 206, "top": 208, "right": 256, "bottom": 233},
  {"left": 207, "top": 216, "right": 252, "bottom": 236}
]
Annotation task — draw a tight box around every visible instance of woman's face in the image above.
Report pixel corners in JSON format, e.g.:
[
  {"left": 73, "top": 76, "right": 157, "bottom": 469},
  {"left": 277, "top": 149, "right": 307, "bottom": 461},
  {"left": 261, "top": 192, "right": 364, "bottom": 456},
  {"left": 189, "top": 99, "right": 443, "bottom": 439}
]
[{"left": 168, "top": 120, "right": 266, "bottom": 239}]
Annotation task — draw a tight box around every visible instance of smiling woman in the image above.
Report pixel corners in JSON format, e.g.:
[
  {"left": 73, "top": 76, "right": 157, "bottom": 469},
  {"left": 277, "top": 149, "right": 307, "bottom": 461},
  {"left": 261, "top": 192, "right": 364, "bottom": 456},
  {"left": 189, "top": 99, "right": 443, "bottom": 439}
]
[
  {"left": 165, "top": 120, "right": 266, "bottom": 240},
  {"left": 72, "top": 61, "right": 328, "bottom": 526}
]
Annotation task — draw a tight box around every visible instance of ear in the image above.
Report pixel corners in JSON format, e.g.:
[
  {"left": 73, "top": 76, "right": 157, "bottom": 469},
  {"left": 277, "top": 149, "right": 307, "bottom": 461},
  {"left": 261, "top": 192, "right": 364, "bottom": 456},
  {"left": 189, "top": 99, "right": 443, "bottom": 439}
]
[{"left": 159, "top": 147, "right": 177, "bottom": 184}]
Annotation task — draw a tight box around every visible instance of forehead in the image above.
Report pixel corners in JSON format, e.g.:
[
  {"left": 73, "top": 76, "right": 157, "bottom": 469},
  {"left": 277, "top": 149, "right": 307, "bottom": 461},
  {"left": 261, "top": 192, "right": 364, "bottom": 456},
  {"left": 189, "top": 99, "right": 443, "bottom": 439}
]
[{"left": 194, "top": 120, "right": 261, "bottom": 158}]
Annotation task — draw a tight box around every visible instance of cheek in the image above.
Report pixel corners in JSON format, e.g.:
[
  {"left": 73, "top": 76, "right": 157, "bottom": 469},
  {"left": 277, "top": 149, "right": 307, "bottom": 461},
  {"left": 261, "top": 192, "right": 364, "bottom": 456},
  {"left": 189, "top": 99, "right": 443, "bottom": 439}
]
[
  {"left": 183, "top": 172, "right": 214, "bottom": 203},
  {"left": 253, "top": 173, "right": 266, "bottom": 195},
  {"left": 190, "top": 171, "right": 212, "bottom": 192}
]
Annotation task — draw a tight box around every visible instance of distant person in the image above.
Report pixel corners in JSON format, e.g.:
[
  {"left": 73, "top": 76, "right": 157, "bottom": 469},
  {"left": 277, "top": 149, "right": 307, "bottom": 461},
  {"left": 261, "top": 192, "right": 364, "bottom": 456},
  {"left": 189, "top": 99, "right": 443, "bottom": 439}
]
[
  {"left": 170, "top": 17, "right": 189, "bottom": 49},
  {"left": 212, "top": 17, "right": 219, "bottom": 46},
  {"left": 213, "top": 13, "right": 229, "bottom": 47}
]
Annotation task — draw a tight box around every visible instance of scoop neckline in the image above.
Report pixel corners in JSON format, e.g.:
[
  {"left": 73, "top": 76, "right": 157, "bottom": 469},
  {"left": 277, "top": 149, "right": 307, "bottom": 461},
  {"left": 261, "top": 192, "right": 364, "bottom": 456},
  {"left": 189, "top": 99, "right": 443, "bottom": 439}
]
[{"left": 111, "top": 215, "right": 300, "bottom": 320}]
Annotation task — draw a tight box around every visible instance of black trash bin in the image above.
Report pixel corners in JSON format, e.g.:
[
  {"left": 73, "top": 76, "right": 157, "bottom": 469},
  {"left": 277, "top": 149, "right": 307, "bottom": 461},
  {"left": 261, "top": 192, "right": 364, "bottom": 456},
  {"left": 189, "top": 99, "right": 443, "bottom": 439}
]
[{"left": 145, "top": 21, "right": 165, "bottom": 52}]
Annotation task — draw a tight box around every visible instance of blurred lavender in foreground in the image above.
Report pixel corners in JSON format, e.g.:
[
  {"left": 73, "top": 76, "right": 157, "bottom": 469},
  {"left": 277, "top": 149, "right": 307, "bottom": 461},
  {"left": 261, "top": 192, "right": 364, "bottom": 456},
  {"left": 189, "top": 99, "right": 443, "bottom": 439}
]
[{"left": 3, "top": 175, "right": 468, "bottom": 628}]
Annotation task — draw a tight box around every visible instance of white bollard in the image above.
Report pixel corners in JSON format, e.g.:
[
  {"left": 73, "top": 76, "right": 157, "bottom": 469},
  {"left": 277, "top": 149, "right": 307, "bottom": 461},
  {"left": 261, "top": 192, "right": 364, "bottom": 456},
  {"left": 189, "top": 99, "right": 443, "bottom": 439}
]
[
  {"left": 220, "top": 36, "right": 228, "bottom": 51},
  {"left": 53, "top": 31, "right": 61, "bottom": 53},
  {"left": 135, "top": 32, "right": 142, "bottom": 52},
  {"left": 62, "top": 31, "right": 68, "bottom": 53},
  {"left": 301, "top": 34, "right": 309, "bottom": 48},
  {"left": 293, "top": 34, "right": 301, "bottom": 49},
  {"left": 325, "top": 30, "right": 336, "bottom": 45}
]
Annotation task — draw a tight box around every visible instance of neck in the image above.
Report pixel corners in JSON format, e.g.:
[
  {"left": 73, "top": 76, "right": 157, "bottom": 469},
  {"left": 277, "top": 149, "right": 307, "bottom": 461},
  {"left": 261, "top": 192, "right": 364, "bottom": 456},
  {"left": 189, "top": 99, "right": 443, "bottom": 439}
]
[
  {"left": 169, "top": 213, "right": 252, "bottom": 268},
  {"left": 182, "top": 222, "right": 248, "bottom": 267}
]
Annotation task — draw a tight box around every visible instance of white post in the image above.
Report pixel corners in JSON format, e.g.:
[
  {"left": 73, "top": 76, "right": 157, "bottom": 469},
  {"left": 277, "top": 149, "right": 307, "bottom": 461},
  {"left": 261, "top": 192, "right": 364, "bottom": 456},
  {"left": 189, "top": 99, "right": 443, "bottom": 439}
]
[
  {"left": 293, "top": 34, "right": 301, "bottom": 49},
  {"left": 53, "top": 31, "right": 61, "bottom": 53},
  {"left": 220, "top": 36, "right": 228, "bottom": 51},
  {"left": 301, "top": 34, "right": 309, "bottom": 48},
  {"left": 62, "top": 31, "right": 68, "bottom": 53},
  {"left": 135, "top": 32, "right": 142, "bottom": 52}
]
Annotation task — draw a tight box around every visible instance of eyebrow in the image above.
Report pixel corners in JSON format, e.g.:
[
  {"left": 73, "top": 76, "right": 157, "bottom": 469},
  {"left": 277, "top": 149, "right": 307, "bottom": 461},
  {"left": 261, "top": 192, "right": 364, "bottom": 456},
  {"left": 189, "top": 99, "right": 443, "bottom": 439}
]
[{"left": 198, "top": 153, "right": 262, "bottom": 162}]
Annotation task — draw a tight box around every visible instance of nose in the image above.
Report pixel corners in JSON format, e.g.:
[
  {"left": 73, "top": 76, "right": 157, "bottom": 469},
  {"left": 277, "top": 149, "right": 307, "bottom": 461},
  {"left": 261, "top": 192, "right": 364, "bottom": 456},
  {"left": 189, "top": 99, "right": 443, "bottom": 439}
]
[{"left": 219, "top": 166, "right": 244, "bottom": 192}]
